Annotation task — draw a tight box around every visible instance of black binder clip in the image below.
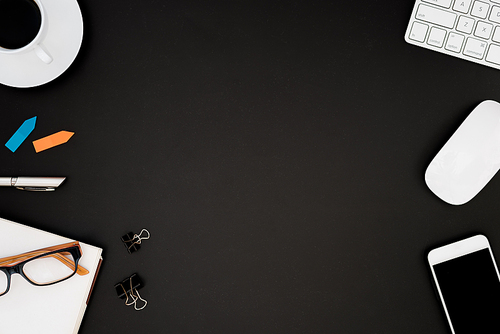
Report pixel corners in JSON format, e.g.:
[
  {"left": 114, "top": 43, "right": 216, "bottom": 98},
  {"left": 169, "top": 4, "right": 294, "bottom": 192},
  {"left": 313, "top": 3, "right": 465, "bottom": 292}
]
[
  {"left": 121, "top": 229, "right": 150, "bottom": 254},
  {"left": 114, "top": 273, "right": 147, "bottom": 311}
]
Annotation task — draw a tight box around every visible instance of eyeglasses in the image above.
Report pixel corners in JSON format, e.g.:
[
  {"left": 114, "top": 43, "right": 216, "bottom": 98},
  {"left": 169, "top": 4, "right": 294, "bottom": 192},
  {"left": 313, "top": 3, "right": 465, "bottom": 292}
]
[{"left": 0, "top": 241, "right": 89, "bottom": 297}]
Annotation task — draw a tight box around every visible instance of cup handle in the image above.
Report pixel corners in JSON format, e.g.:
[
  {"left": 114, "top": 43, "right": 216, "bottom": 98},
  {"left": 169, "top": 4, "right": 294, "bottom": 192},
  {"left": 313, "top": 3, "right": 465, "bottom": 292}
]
[{"left": 34, "top": 44, "right": 53, "bottom": 64}]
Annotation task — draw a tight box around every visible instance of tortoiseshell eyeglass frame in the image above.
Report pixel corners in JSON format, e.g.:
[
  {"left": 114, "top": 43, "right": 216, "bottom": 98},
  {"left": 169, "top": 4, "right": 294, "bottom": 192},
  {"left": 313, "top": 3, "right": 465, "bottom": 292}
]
[{"left": 0, "top": 241, "right": 89, "bottom": 297}]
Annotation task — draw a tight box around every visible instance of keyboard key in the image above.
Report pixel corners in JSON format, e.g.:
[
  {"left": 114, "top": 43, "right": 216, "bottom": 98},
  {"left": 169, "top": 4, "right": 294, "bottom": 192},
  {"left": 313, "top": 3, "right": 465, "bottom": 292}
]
[
  {"left": 475, "top": 21, "right": 493, "bottom": 39},
  {"left": 471, "top": 1, "right": 490, "bottom": 19},
  {"left": 486, "top": 44, "right": 500, "bottom": 64},
  {"left": 456, "top": 16, "right": 475, "bottom": 34},
  {"left": 428, "top": 27, "right": 447, "bottom": 47},
  {"left": 453, "top": 0, "right": 472, "bottom": 13},
  {"left": 489, "top": 6, "right": 500, "bottom": 23},
  {"left": 422, "top": 0, "right": 452, "bottom": 8},
  {"left": 416, "top": 4, "right": 457, "bottom": 28},
  {"left": 493, "top": 26, "right": 500, "bottom": 42},
  {"left": 409, "top": 22, "right": 429, "bottom": 42},
  {"left": 463, "top": 37, "right": 487, "bottom": 58},
  {"left": 445, "top": 32, "right": 465, "bottom": 52}
]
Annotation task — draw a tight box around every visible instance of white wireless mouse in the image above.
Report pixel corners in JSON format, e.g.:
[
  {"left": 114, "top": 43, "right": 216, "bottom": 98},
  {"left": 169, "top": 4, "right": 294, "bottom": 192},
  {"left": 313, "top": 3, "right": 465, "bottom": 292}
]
[{"left": 425, "top": 100, "right": 500, "bottom": 205}]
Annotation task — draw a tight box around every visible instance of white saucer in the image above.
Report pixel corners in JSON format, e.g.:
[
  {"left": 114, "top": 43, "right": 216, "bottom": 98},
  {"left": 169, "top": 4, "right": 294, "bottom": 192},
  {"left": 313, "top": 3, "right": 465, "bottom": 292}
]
[{"left": 0, "top": 0, "right": 83, "bottom": 88}]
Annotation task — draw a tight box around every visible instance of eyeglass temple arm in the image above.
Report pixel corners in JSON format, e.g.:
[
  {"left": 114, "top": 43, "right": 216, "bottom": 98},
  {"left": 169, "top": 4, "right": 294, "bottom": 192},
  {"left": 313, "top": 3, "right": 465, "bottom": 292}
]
[
  {"left": 0, "top": 250, "right": 89, "bottom": 276},
  {"left": 51, "top": 253, "right": 89, "bottom": 275}
]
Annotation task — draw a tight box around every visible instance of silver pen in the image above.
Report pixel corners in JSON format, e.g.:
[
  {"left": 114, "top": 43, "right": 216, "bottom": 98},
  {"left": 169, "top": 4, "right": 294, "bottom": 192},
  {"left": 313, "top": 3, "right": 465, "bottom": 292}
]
[{"left": 0, "top": 177, "right": 66, "bottom": 191}]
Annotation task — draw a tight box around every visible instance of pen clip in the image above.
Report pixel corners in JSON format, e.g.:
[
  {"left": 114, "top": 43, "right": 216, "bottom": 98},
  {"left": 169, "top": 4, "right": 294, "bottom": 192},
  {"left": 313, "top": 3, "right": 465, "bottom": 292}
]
[{"left": 15, "top": 187, "right": 56, "bottom": 192}]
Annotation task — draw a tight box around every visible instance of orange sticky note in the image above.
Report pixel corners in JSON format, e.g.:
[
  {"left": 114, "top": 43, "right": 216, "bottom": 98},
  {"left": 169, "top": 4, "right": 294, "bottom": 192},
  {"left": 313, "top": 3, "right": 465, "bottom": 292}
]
[{"left": 33, "top": 131, "right": 74, "bottom": 153}]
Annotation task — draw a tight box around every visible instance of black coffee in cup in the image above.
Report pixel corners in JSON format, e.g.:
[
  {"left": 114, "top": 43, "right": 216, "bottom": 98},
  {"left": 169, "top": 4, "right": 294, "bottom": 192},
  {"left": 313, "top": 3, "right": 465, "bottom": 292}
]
[{"left": 0, "top": 0, "right": 42, "bottom": 49}]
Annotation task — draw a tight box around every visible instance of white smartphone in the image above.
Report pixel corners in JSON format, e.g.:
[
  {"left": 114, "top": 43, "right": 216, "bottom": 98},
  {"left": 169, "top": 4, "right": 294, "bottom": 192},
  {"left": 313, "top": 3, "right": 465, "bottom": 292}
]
[{"left": 428, "top": 235, "right": 500, "bottom": 333}]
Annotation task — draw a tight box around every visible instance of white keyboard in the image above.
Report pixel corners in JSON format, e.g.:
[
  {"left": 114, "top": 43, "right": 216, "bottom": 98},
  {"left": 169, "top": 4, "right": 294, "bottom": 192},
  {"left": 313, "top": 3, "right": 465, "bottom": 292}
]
[{"left": 405, "top": 0, "right": 500, "bottom": 70}]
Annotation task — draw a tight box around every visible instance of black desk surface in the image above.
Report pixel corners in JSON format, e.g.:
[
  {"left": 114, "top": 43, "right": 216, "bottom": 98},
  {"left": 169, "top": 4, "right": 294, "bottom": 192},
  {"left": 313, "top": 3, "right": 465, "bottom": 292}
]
[{"left": 1, "top": 1, "right": 500, "bottom": 333}]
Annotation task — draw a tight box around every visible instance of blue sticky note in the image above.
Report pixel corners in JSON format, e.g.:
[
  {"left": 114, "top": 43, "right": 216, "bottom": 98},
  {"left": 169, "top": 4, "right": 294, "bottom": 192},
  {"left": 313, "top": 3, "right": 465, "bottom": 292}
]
[{"left": 5, "top": 116, "right": 37, "bottom": 152}]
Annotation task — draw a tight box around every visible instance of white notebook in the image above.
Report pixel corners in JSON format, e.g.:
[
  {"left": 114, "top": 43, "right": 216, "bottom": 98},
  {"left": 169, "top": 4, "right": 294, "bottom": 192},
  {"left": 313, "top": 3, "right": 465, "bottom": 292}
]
[{"left": 0, "top": 217, "right": 103, "bottom": 334}]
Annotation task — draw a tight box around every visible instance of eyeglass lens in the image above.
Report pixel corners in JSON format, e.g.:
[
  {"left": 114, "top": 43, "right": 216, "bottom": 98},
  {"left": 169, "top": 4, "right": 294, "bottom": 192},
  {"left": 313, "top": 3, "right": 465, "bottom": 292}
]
[
  {"left": 23, "top": 251, "right": 76, "bottom": 285},
  {"left": 0, "top": 270, "right": 7, "bottom": 294}
]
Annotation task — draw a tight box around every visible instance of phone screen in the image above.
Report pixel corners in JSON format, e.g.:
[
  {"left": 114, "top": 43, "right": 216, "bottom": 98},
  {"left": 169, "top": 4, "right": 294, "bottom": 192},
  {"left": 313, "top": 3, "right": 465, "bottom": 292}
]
[{"left": 433, "top": 248, "right": 500, "bottom": 333}]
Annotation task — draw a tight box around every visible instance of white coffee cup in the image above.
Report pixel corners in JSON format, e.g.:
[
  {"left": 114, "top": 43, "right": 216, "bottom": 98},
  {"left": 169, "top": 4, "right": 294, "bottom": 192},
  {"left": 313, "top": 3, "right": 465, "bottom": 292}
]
[{"left": 0, "top": 0, "right": 52, "bottom": 64}]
